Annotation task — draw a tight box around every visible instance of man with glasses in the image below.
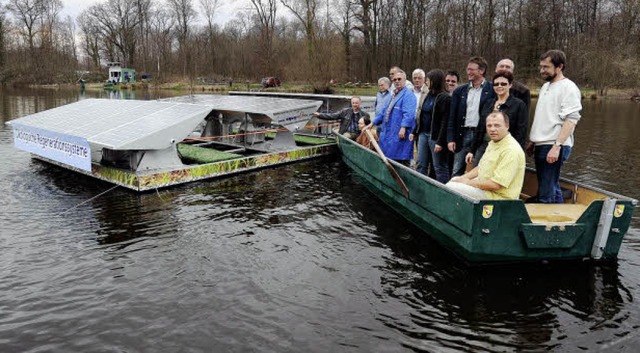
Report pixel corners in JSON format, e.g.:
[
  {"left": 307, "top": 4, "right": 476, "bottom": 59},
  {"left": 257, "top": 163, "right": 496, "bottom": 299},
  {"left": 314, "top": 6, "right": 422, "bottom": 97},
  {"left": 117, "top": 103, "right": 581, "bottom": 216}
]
[
  {"left": 447, "top": 57, "right": 496, "bottom": 176},
  {"left": 390, "top": 66, "right": 414, "bottom": 91},
  {"left": 366, "top": 69, "right": 417, "bottom": 166},
  {"left": 526, "top": 49, "right": 582, "bottom": 203},
  {"left": 313, "top": 96, "right": 369, "bottom": 140},
  {"left": 495, "top": 58, "right": 531, "bottom": 110},
  {"left": 445, "top": 70, "right": 460, "bottom": 93}
]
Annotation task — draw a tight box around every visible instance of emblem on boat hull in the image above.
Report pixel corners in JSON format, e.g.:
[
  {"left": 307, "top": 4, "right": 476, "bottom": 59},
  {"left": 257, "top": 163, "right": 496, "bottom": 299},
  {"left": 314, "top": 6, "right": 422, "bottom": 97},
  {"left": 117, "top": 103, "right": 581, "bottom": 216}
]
[
  {"left": 614, "top": 205, "right": 625, "bottom": 218},
  {"left": 482, "top": 205, "right": 494, "bottom": 219}
]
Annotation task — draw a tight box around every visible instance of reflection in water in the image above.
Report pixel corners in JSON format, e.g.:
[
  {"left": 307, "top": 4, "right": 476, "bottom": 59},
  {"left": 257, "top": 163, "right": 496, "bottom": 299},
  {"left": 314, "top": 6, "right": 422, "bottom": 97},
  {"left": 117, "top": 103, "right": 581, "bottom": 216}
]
[{"left": 0, "top": 89, "right": 639, "bottom": 352}]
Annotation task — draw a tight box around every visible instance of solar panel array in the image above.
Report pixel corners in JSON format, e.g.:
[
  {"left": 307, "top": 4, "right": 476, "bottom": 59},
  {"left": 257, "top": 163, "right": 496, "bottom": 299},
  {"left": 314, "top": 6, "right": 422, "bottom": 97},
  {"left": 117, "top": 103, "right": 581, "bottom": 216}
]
[
  {"left": 162, "top": 94, "right": 321, "bottom": 117},
  {"left": 12, "top": 99, "right": 212, "bottom": 150},
  {"left": 11, "top": 95, "right": 322, "bottom": 150}
]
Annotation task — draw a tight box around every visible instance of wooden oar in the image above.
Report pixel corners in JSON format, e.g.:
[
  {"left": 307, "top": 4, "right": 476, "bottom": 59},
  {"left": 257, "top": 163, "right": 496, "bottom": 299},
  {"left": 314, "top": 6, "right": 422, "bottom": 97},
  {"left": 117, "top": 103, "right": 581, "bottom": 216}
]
[{"left": 364, "top": 129, "right": 410, "bottom": 198}]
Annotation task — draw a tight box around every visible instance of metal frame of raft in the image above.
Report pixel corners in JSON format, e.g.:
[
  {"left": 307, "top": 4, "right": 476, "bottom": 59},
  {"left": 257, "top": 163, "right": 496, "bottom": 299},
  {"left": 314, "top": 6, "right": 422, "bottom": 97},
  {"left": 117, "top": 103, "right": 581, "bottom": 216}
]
[{"left": 9, "top": 96, "right": 337, "bottom": 192}]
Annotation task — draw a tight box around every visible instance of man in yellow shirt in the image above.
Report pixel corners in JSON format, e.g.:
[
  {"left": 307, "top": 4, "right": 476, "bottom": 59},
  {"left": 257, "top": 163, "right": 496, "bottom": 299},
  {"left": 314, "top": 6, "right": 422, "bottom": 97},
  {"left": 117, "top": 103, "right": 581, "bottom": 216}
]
[{"left": 446, "top": 111, "right": 525, "bottom": 199}]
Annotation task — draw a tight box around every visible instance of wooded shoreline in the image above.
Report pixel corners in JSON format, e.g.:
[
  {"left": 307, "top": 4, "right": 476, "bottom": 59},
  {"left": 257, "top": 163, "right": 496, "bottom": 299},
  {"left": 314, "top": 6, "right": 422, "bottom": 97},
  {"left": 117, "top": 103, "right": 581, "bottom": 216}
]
[{"left": 19, "top": 81, "right": 640, "bottom": 101}]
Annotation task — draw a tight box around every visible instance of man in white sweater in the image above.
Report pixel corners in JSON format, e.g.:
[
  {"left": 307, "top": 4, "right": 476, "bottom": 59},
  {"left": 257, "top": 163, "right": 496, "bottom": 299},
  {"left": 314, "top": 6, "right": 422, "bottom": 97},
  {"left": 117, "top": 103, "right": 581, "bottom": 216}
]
[{"left": 526, "top": 49, "right": 582, "bottom": 203}]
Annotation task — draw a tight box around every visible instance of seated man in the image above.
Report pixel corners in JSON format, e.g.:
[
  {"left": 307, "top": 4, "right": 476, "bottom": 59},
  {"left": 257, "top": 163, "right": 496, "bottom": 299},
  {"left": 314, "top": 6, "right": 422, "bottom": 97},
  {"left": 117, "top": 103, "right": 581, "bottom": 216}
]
[
  {"left": 313, "top": 96, "right": 369, "bottom": 140},
  {"left": 446, "top": 111, "right": 525, "bottom": 200},
  {"left": 356, "top": 116, "right": 378, "bottom": 150}
]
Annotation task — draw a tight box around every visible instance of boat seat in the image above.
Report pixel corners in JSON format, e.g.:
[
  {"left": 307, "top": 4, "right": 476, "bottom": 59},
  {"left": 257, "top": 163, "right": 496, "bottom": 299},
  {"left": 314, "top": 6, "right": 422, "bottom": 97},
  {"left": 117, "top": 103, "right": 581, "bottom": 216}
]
[{"left": 525, "top": 203, "right": 588, "bottom": 224}]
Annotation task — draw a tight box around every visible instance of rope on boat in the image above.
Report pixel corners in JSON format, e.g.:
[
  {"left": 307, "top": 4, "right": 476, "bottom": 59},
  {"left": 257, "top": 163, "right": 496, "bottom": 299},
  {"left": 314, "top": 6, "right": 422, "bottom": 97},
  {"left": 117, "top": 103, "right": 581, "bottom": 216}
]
[{"left": 58, "top": 184, "right": 119, "bottom": 216}]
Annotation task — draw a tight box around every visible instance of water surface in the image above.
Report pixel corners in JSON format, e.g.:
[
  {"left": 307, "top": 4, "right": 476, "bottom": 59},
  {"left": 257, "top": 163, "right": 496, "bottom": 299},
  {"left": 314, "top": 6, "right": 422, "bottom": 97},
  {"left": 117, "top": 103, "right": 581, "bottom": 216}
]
[{"left": 1, "top": 87, "right": 639, "bottom": 352}]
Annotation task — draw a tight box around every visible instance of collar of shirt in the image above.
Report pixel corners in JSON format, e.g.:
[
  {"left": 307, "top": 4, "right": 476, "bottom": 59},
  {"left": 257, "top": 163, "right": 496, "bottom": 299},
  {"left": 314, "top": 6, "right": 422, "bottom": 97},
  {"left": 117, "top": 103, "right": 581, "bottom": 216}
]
[{"left": 469, "top": 79, "right": 486, "bottom": 90}]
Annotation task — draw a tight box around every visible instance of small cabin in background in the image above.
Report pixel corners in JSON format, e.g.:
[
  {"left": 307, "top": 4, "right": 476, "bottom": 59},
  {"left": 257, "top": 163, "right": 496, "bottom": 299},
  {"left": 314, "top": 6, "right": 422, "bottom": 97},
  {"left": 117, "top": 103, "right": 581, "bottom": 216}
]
[{"left": 107, "top": 62, "right": 136, "bottom": 83}]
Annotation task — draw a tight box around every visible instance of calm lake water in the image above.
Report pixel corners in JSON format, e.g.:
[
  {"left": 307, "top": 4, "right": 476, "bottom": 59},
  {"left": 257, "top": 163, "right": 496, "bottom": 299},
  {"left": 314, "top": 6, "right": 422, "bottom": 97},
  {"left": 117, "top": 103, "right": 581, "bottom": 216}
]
[{"left": 1, "top": 86, "right": 639, "bottom": 352}]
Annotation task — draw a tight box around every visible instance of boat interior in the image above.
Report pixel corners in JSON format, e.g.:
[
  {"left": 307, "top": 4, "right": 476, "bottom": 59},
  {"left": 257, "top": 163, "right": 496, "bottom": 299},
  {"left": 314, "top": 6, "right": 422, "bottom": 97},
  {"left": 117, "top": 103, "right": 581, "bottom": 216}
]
[{"left": 520, "top": 169, "right": 610, "bottom": 224}]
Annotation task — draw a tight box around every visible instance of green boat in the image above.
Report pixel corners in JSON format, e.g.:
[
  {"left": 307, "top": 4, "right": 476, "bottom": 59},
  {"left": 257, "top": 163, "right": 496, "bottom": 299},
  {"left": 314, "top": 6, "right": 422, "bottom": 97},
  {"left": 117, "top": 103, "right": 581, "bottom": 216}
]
[{"left": 336, "top": 132, "right": 637, "bottom": 264}]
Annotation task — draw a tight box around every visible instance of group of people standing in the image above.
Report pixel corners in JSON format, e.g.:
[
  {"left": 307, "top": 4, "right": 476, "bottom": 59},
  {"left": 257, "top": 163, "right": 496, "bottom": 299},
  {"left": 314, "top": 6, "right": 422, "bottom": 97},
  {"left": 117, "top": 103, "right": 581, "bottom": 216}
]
[{"left": 316, "top": 49, "right": 582, "bottom": 204}]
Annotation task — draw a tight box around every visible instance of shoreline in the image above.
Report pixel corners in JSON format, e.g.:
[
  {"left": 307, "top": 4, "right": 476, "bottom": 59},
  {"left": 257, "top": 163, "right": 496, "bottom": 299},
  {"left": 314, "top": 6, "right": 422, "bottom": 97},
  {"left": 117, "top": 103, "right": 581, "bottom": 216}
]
[{"left": 15, "top": 82, "right": 640, "bottom": 100}]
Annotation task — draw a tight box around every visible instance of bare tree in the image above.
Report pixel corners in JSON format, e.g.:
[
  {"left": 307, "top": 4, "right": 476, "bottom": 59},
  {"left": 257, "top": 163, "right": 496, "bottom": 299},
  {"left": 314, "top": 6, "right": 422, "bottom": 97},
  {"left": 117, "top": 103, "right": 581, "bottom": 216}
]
[
  {"left": 330, "top": 0, "right": 353, "bottom": 80},
  {"left": 77, "top": 9, "right": 101, "bottom": 70},
  {"left": 86, "top": 0, "right": 147, "bottom": 67},
  {"left": 280, "top": 0, "right": 320, "bottom": 79},
  {"left": 200, "top": 0, "right": 222, "bottom": 76},
  {"left": 167, "top": 0, "right": 197, "bottom": 78},
  {"left": 6, "top": 0, "right": 45, "bottom": 51},
  {"left": 249, "top": 0, "right": 277, "bottom": 76}
]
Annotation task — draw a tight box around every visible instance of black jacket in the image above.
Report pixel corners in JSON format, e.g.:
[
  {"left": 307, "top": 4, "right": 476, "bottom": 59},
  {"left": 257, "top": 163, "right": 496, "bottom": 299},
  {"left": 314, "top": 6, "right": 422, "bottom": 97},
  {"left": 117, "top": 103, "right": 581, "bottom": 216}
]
[
  {"left": 469, "top": 94, "right": 528, "bottom": 154},
  {"left": 316, "top": 108, "right": 370, "bottom": 135},
  {"left": 413, "top": 91, "right": 451, "bottom": 147},
  {"left": 447, "top": 81, "right": 496, "bottom": 151}
]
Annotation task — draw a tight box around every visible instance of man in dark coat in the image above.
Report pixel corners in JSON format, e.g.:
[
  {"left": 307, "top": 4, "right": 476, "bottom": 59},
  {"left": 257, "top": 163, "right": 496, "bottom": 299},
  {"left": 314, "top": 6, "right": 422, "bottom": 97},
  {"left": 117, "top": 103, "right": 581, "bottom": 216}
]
[
  {"left": 447, "top": 56, "right": 496, "bottom": 176},
  {"left": 314, "top": 96, "right": 370, "bottom": 140}
]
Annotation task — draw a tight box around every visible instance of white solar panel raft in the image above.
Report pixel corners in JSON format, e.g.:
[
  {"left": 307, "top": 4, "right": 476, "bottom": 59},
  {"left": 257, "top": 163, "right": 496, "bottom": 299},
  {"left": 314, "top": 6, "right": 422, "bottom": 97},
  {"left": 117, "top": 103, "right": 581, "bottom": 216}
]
[{"left": 9, "top": 95, "right": 336, "bottom": 191}]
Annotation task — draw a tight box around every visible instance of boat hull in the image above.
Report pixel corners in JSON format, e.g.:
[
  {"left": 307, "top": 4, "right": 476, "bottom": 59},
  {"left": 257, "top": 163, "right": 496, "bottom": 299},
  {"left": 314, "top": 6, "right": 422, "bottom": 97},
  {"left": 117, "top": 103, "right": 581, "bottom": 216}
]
[{"left": 336, "top": 133, "right": 636, "bottom": 264}]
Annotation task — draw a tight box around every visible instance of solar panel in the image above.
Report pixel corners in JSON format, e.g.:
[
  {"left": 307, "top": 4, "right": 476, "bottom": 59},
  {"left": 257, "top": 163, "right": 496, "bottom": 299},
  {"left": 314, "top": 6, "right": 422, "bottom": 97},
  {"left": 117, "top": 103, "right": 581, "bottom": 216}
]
[
  {"left": 161, "top": 94, "right": 322, "bottom": 117},
  {"left": 11, "top": 99, "right": 212, "bottom": 150},
  {"left": 11, "top": 95, "right": 323, "bottom": 151}
]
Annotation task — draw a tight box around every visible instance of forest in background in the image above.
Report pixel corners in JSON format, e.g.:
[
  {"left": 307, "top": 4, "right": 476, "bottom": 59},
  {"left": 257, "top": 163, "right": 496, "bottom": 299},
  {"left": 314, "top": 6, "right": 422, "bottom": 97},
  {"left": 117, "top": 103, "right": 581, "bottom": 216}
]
[{"left": 0, "top": 0, "right": 639, "bottom": 94}]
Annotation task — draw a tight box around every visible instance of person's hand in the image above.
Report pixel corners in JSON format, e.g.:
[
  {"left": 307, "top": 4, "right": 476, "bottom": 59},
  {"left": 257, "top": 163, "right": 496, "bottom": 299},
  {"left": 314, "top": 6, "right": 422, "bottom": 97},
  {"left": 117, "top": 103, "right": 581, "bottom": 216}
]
[
  {"left": 448, "top": 142, "right": 456, "bottom": 153},
  {"left": 465, "top": 152, "right": 474, "bottom": 165},
  {"left": 399, "top": 127, "right": 406, "bottom": 140},
  {"left": 450, "top": 176, "right": 463, "bottom": 183},
  {"left": 434, "top": 144, "right": 442, "bottom": 153},
  {"left": 546, "top": 145, "right": 560, "bottom": 163},
  {"left": 363, "top": 123, "right": 372, "bottom": 131},
  {"left": 313, "top": 112, "right": 320, "bottom": 117},
  {"left": 525, "top": 141, "right": 534, "bottom": 157},
  {"left": 409, "top": 133, "right": 415, "bottom": 142}
]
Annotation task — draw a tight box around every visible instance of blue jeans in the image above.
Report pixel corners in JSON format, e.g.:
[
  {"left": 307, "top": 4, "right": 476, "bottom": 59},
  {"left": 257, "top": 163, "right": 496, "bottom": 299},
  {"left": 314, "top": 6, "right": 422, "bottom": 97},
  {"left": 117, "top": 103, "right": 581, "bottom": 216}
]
[
  {"left": 534, "top": 145, "right": 572, "bottom": 203},
  {"left": 452, "top": 128, "right": 476, "bottom": 177},
  {"left": 416, "top": 132, "right": 432, "bottom": 175},
  {"left": 428, "top": 138, "right": 451, "bottom": 183}
]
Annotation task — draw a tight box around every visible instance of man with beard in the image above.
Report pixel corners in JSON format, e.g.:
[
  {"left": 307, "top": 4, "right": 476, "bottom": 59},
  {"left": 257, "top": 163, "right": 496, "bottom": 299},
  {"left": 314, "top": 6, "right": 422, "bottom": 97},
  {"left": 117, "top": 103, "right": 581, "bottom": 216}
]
[{"left": 526, "top": 49, "right": 582, "bottom": 203}]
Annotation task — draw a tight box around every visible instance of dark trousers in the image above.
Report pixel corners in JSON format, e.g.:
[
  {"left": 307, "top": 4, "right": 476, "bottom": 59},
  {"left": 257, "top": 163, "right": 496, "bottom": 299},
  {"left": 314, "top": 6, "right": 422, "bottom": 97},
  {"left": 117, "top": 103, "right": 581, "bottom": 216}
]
[{"left": 534, "top": 145, "right": 572, "bottom": 203}]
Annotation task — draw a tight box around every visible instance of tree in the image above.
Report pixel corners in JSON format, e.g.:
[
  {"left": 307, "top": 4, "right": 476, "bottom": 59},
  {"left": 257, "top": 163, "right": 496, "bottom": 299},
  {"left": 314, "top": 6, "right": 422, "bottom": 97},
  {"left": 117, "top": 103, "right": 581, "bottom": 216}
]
[
  {"left": 249, "top": 0, "right": 277, "bottom": 76},
  {"left": 6, "top": 0, "right": 45, "bottom": 51},
  {"left": 280, "top": 0, "right": 321, "bottom": 80},
  {"left": 85, "top": 0, "right": 147, "bottom": 67},
  {"left": 200, "top": 0, "right": 222, "bottom": 76}
]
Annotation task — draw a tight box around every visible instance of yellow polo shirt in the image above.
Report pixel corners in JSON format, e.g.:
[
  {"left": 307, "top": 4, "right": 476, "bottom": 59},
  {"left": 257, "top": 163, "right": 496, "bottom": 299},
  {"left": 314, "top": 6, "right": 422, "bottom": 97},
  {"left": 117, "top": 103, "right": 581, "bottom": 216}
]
[{"left": 477, "top": 133, "right": 525, "bottom": 200}]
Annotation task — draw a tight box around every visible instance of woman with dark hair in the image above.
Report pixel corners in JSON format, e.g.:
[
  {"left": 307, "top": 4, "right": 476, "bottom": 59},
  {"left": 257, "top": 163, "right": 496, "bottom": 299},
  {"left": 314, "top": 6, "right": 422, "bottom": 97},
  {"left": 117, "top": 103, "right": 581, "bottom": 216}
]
[
  {"left": 409, "top": 69, "right": 452, "bottom": 183},
  {"left": 466, "top": 71, "right": 528, "bottom": 166}
]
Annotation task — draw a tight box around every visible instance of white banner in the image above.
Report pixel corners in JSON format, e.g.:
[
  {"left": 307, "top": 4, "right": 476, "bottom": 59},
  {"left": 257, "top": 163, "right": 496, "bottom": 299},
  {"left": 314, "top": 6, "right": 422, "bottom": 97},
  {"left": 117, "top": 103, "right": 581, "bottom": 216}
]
[{"left": 12, "top": 123, "right": 92, "bottom": 172}]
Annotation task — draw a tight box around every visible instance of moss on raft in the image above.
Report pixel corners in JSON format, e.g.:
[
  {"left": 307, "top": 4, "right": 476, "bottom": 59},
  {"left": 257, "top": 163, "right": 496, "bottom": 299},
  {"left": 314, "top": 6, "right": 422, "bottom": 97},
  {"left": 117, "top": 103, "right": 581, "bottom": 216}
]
[{"left": 178, "top": 144, "right": 242, "bottom": 164}]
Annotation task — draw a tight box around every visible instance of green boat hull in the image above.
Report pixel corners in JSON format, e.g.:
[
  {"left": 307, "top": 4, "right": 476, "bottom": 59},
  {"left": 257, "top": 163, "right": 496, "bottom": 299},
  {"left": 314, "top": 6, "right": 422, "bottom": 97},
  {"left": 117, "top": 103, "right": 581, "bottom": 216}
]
[{"left": 336, "top": 133, "right": 637, "bottom": 264}]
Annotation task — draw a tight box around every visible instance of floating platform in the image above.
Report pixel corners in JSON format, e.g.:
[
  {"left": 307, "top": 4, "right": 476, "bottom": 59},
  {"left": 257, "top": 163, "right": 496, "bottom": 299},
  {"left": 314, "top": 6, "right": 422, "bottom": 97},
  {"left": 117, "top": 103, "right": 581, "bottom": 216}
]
[{"left": 9, "top": 95, "right": 336, "bottom": 192}]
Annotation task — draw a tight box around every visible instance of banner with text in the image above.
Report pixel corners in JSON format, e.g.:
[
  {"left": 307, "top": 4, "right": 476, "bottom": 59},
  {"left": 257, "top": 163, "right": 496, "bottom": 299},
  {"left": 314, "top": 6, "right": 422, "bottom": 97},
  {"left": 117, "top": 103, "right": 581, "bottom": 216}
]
[{"left": 12, "top": 123, "right": 92, "bottom": 172}]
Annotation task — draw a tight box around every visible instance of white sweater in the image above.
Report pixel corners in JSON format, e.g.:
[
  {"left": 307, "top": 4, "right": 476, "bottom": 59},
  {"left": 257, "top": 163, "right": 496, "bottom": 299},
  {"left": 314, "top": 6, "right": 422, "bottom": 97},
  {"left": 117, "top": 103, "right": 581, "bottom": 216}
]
[{"left": 529, "top": 78, "right": 582, "bottom": 146}]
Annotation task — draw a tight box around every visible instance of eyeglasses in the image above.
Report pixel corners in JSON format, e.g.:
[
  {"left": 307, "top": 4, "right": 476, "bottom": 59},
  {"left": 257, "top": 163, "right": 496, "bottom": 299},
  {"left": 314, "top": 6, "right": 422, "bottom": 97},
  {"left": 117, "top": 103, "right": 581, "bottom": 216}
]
[
  {"left": 493, "top": 82, "right": 509, "bottom": 87},
  {"left": 392, "top": 78, "right": 403, "bottom": 82}
]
